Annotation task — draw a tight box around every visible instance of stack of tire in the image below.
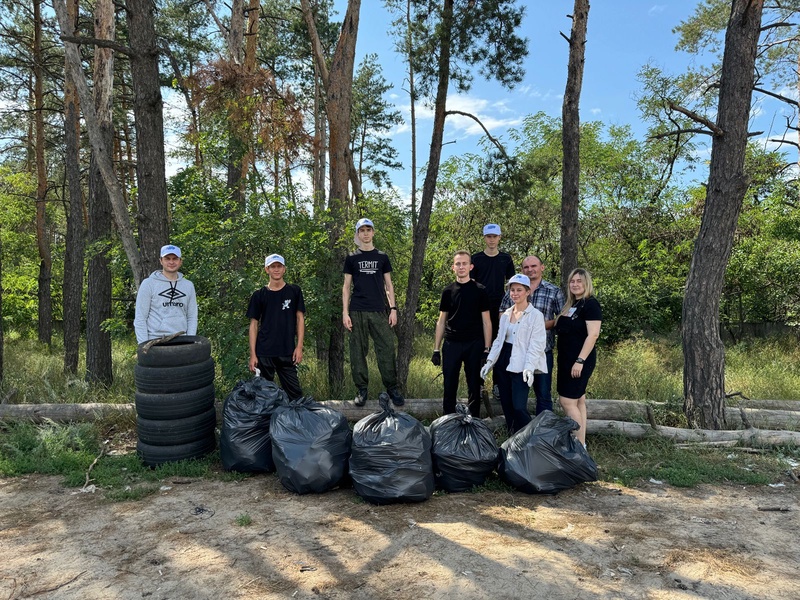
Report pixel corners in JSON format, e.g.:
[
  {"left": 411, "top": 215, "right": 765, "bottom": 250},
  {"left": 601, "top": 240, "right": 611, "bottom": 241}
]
[{"left": 134, "top": 336, "right": 217, "bottom": 467}]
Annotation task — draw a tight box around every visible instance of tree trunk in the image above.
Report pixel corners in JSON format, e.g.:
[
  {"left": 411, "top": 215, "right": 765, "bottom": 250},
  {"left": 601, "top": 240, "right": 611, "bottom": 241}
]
[
  {"left": 34, "top": 0, "right": 53, "bottom": 345},
  {"left": 127, "top": 0, "right": 169, "bottom": 275},
  {"left": 62, "top": 0, "right": 85, "bottom": 375},
  {"left": 397, "top": 0, "right": 454, "bottom": 389},
  {"left": 85, "top": 0, "right": 115, "bottom": 386},
  {"left": 560, "top": 0, "right": 589, "bottom": 289},
  {"left": 301, "top": 0, "right": 361, "bottom": 393},
  {"left": 682, "top": 0, "right": 764, "bottom": 429},
  {"left": 54, "top": 0, "right": 147, "bottom": 286},
  {"left": 0, "top": 225, "right": 3, "bottom": 383},
  {"left": 406, "top": 0, "right": 417, "bottom": 230}
]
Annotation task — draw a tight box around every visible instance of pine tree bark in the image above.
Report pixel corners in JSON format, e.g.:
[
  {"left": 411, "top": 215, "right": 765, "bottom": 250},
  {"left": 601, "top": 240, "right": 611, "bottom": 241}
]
[
  {"left": 560, "top": 0, "right": 589, "bottom": 289},
  {"left": 85, "top": 0, "right": 114, "bottom": 385},
  {"left": 682, "top": 0, "right": 764, "bottom": 429},
  {"left": 62, "top": 0, "right": 85, "bottom": 375},
  {"left": 127, "top": 0, "right": 169, "bottom": 274},
  {"left": 33, "top": 0, "right": 53, "bottom": 345}
]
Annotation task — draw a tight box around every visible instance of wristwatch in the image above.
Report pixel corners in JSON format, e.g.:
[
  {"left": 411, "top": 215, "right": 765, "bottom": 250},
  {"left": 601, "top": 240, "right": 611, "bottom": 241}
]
[{"left": 575, "top": 357, "right": 585, "bottom": 364}]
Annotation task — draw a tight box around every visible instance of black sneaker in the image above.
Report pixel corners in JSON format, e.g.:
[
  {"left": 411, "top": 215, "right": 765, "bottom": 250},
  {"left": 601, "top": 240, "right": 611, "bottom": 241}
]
[
  {"left": 388, "top": 386, "right": 405, "bottom": 407},
  {"left": 354, "top": 388, "right": 368, "bottom": 407}
]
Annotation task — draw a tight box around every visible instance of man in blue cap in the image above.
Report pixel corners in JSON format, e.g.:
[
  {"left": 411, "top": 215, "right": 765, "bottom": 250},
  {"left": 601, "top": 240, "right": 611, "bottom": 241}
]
[
  {"left": 247, "top": 253, "right": 306, "bottom": 399},
  {"left": 343, "top": 217, "right": 405, "bottom": 407}
]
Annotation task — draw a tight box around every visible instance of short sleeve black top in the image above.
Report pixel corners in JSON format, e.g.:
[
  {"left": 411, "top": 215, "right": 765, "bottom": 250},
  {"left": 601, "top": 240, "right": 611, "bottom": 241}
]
[
  {"left": 555, "top": 296, "right": 602, "bottom": 364},
  {"left": 343, "top": 248, "right": 392, "bottom": 312},
  {"left": 246, "top": 284, "right": 305, "bottom": 357},
  {"left": 470, "top": 251, "right": 515, "bottom": 304},
  {"left": 439, "top": 279, "right": 491, "bottom": 342}
]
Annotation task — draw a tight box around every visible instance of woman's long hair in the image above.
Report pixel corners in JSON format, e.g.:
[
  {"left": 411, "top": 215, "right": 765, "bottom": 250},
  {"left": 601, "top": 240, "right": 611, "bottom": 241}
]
[{"left": 556, "top": 268, "right": 594, "bottom": 321}]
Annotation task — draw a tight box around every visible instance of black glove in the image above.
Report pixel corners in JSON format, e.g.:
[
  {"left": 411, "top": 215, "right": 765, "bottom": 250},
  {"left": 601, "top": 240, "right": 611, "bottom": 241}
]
[
  {"left": 431, "top": 350, "right": 441, "bottom": 366},
  {"left": 481, "top": 350, "right": 490, "bottom": 366}
]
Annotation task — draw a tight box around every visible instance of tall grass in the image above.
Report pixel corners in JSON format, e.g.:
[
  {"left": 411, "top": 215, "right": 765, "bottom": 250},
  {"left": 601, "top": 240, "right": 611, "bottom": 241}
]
[{"left": 2, "top": 333, "right": 799, "bottom": 404}]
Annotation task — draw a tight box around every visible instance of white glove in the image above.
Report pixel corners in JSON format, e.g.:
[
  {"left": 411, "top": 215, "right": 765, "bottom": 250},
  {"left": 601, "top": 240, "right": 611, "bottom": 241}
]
[
  {"left": 479, "top": 360, "right": 494, "bottom": 380},
  {"left": 523, "top": 369, "right": 534, "bottom": 386}
]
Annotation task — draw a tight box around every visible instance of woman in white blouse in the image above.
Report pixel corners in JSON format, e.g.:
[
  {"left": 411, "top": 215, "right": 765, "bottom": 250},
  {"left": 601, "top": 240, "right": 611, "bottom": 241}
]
[{"left": 480, "top": 274, "right": 547, "bottom": 433}]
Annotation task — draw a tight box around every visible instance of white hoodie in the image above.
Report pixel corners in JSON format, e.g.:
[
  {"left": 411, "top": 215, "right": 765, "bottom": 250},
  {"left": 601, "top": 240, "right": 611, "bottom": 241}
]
[{"left": 134, "top": 270, "right": 198, "bottom": 343}]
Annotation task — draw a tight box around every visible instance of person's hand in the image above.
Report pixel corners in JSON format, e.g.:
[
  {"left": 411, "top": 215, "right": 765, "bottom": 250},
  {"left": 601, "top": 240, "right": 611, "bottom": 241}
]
[
  {"left": 481, "top": 350, "right": 490, "bottom": 366},
  {"left": 523, "top": 369, "right": 534, "bottom": 386},
  {"left": 292, "top": 346, "right": 303, "bottom": 365},
  {"left": 431, "top": 350, "right": 441, "bottom": 367},
  {"left": 388, "top": 310, "right": 397, "bottom": 328},
  {"left": 248, "top": 355, "right": 258, "bottom": 373},
  {"left": 571, "top": 362, "right": 584, "bottom": 378},
  {"left": 480, "top": 360, "right": 494, "bottom": 380},
  {"left": 343, "top": 313, "right": 352, "bottom": 331}
]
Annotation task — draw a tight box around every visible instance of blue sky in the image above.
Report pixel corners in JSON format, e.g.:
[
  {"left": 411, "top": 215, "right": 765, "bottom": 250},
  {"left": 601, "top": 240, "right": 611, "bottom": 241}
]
[{"left": 346, "top": 0, "right": 710, "bottom": 197}]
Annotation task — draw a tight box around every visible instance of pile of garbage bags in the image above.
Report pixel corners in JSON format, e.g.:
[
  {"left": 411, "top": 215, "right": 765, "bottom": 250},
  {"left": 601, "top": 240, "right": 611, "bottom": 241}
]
[{"left": 220, "top": 378, "right": 597, "bottom": 502}]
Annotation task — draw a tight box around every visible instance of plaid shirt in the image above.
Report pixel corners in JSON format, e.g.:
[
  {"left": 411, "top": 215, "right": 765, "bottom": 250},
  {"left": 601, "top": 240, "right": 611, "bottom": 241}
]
[{"left": 499, "top": 279, "right": 565, "bottom": 352}]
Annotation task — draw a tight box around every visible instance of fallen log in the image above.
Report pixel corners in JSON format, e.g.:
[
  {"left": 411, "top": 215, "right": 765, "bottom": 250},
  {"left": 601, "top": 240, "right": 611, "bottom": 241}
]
[
  {"left": 0, "top": 403, "right": 136, "bottom": 423},
  {"left": 586, "top": 419, "right": 800, "bottom": 446}
]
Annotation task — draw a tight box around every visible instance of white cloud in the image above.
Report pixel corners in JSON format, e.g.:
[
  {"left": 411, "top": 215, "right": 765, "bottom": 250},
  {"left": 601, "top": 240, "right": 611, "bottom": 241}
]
[
  {"left": 648, "top": 5, "right": 666, "bottom": 16},
  {"left": 590, "top": 107, "right": 602, "bottom": 115}
]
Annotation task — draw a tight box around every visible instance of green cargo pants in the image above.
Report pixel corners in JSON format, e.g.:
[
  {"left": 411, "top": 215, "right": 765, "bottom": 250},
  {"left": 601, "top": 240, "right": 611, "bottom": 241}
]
[{"left": 349, "top": 310, "right": 398, "bottom": 391}]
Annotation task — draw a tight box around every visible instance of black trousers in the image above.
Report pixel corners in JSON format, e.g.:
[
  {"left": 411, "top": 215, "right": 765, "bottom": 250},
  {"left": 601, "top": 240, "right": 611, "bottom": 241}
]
[
  {"left": 441, "top": 338, "right": 483, "bottom": 417},
  {"left": 256, "top": 355, "right": 303, "bottom": 400}
]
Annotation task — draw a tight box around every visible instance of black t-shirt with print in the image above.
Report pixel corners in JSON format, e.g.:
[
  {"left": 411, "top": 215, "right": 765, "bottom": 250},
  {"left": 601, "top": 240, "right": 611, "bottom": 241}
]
[
  {"left": 343, "top": 248, "right": 392, "bottom": 312},
  {"left": 247, "top": 284, "right": 305, "bottom": 357}
]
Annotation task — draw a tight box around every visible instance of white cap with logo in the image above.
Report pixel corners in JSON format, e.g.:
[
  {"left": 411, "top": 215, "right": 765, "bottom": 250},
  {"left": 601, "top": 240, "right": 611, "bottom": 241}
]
[
  {"left": 483, "top": 223, "right": 501, "bottom": 235},
  {"left": 265, "top": 253, "right": 285, "bottom": 267},
  {"left": 160, "top": 244, "right": 182, "bottom": 258}
]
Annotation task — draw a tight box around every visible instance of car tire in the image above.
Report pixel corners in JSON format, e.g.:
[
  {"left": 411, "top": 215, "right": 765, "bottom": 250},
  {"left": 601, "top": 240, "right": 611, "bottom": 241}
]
[
  {"left": 136, "top": 406, "right": 217, "bottom": 446},
  {"left": 135, "top": 384, "right": 215, "bottom": 420},
  {"left": 137, "top": 336, "right": 212, "bottom": 368},
  {"left": 134, "top": 357, "right": 215, "bottom": 394},
  {"left": 137, "top": 436, "right": 216, "bottom": 467}
]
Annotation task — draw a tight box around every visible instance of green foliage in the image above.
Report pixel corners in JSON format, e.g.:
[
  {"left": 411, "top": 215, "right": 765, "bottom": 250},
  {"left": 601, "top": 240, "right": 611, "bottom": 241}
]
[
  {"left": 235, "top": 513, "right": 253, "bottom": 526},
  {"left": 0, "top": 421, "right": 100, "bottom": 476}
]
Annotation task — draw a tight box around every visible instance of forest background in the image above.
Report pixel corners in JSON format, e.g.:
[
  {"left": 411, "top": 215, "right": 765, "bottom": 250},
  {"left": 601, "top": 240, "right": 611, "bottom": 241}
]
[{"left": 1, "top": 0, "right": 798, "bottom": 424}]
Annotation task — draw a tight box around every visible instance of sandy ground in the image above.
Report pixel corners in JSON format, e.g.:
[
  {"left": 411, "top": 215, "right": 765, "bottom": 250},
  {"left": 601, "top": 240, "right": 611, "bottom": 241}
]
[{"left": 1, "top": 472, "right": 798, "bottom": 600}]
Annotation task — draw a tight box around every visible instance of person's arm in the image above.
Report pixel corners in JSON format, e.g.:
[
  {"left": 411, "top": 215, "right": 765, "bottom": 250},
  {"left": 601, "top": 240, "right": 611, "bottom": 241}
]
[
  {"left": 293, "top": 311, "right": 305, "bottom": 365},
  {"left": 572, "top": 320, "right": 601, "bottom": 378},
  {"left": 486, "top": 313, "right": 506, "bottom": 363},
  {"left": 498, "top": 291, "right": 512, "bottom": 313},
  {"left": 248, "top": 319, "right": 259, "bottom": 372},
  {"left": 384, "top": 272, "right": 397, "bottom": 327},
  {"left": 434, "top": 311, "right": 447, "bottom": 352},
  {"left": 133, "top": 281, "right": 150, "bottom": 344},
  {"left": 546, "top": 288, "right": 566, "bottom": 330},
  {"left": 186, "top": 282, "right": 198, "bottom": 336},
  {"left": 342, "top": 273, "right": 353, "bottom": 331},
  {"left": 481, "top": 310, "right": 492, "bottom": 350}
]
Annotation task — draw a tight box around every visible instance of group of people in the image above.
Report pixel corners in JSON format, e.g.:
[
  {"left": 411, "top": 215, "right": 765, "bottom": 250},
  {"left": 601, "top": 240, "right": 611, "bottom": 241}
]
[{"left": 133, "top": 219, "right": 602, "bottom": 446}]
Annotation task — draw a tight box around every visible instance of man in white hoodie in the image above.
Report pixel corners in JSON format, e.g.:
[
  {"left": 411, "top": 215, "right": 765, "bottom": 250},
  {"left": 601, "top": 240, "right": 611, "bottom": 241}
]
[{"left": 134, "top": 244, "right": 198, "bottom": 343}]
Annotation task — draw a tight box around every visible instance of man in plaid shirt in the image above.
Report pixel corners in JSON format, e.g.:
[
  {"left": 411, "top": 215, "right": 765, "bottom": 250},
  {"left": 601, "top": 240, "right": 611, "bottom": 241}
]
[{"left": 498, "top": 255, "right": 565, "bottom": 415}]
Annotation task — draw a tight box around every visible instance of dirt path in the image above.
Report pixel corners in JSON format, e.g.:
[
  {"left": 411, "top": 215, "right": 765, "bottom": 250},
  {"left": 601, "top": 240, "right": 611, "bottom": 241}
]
[{"left": 0, "top": 475, "right": 797, "bottom": 599}]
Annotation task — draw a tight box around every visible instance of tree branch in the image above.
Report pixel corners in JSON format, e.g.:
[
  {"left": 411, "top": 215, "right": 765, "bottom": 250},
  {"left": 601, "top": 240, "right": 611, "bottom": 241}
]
[
  {"left": 559, "top": 31, "right": 570, "bottom": 43},
  {"left": 667, "top": 101, "right": 724, "bottom": 135},
  {"left": 648, "top": 128, "right": 714, "bottom": 140},
  {"left": 753, "top": 86, "right": 800, "bottom": 107},
  {"left": 59, "top": 34, "right": 134, "bottom": 56},
  {"left": 445, "top": 109, "right": 509, "bottom": 158},
  {"left": 760, "top": 21, "right": 796, "bottom": 31}
]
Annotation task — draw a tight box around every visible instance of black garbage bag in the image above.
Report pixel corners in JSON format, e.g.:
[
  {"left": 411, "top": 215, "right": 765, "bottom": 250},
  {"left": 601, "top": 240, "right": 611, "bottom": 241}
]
[
  {"left": 220, "top": 377, "right": 287, "bottom": 472},
  {"left": 499, "top": 410, "right": 598, "bottom": 494},
  {"left": 349, "top": 393, "right": 434, "bottom": 504},
  {"left": 430, "top": 403, "right": 499, "bottom": 492},
  {"left": 271, "top": 396, "right": 352, "bottom": 494}
]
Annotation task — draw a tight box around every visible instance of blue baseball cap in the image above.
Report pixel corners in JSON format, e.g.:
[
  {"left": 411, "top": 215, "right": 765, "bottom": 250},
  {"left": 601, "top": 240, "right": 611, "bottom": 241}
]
[
  {"left": 508, "top": 274, "right": 531, "bottom": 288},
  {"left": 355, "top": 218, "right": 374, "bottom": 230},
  {"left": 483, "top": 223, "right": 501, "bottom": 235},
  {"left": 265, "top": 253, "right": 285, "bottom": 267},
  {"left": 160, "top": 244, "right": 182, "bottom": 258}
]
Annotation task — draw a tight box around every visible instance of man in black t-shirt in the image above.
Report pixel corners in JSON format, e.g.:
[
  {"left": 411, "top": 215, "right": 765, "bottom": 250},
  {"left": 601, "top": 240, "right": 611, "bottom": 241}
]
[
  {"left": 471, "top": 223, "right": 515, "bottom": 340},
  {"left": 432, "top": 251, "right": 492, "bottom": 417},
  {"left": 343, "top": 218, "right": 404, "bottom": 407},
  {"left": 247, "top": 254, "right": 306, "bottom": 400}
]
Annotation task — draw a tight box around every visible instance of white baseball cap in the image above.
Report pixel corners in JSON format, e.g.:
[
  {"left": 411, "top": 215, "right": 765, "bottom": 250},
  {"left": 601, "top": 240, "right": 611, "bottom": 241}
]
[
  {"left": 508, "top": 274, "right": 531, "bottom": 288},
  {"left": 160, "top": 244, "right": 182, "bottom": 258},
  {"left": 355, "top": 217, "right": 374, "bottom": 230},
  {"left": 483, "top": 223, "right": 501, "bottom": 235},
  {"left": 265, "top": 253, "right": 285, "bottom": 267}
]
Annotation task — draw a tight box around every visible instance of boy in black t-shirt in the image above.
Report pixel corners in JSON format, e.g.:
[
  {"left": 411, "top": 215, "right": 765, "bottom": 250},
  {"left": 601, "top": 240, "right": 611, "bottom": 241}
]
[
  {"left": 432, "top": 251, "right": 492, "bottom": 417},
  {"left": 471, "top": 223, "right": 515, "bottom": 340},
  {"left": 247, "top": 254, "right": 306, "bottom": 400},
  {"left": 342, "top": 218, "right": 404, "bottom": 407}
]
